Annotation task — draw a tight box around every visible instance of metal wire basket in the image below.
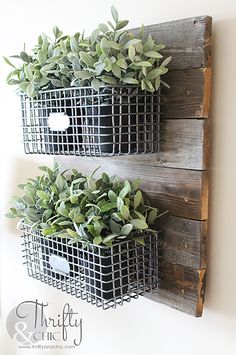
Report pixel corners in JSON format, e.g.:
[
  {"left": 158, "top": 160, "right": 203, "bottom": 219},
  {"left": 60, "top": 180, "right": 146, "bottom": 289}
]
[
  {"left": 21, "top": 223, "right": 159, "bottom": 309},
  {"left": 20, "top": 86, "right": 161, "bottom": 157}
]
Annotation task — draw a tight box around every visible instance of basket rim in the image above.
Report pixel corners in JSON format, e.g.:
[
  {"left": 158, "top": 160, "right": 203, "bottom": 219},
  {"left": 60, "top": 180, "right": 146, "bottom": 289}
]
[
  {"left": 18, "top": 85, "right": 161, "bottom": 98},
  {"left": 20, "top": 221, "right": 159, "bottom": 250}
]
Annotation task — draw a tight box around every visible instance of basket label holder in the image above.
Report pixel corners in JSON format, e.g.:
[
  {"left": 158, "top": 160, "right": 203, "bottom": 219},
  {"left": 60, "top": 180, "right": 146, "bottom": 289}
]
[
  {"left": 49, "top": 254, "right": 70, "bottom": 275},
  {"left": 48, "top": 112, "right": 70, "bottom": 131}
]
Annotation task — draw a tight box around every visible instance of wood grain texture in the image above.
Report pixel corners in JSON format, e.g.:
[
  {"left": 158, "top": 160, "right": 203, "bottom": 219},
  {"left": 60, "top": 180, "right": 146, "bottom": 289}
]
[
  {"left": 159, "top": 215, "right": 207, "bottom": 269},
  {"left": 163, "top": 67, "right": 211, "bottom": 118},
  {"left": 146, "top": 263, "right": 206, "bottom": 316},
  {"left": 131, "top": 16, "right": 212, "bottom": 70},
  {"left": 55, "top": 156, "right": 208, "bottom": 220},
  {"left": 57, "top": 119, "right": 207, "bottom": 170},
  {"left": 55, "top": 15, "right": 212, "bottom": 316}
]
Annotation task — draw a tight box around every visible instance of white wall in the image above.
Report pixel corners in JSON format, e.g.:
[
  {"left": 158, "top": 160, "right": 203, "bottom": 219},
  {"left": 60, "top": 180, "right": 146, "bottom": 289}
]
[{"left": 1, "top": 1, "right": 236, "bottom": 354}]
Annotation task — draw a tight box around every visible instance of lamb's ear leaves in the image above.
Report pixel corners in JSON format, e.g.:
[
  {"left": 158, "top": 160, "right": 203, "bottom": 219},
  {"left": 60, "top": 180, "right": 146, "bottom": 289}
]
[
  {"left": 3, "top": 56, "right": 16, "bottom": 68},
  {"left": 111, "top": 5, "right": 119, "bottom": 23}
]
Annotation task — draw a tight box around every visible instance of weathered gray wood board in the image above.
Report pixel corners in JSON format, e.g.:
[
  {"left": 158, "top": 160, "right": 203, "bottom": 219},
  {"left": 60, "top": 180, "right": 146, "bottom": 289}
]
[
  {"left": 56, "top": 157, "right": 208, "bottom": 221},
  {"left": 56, "top": 15, "right": 212, "bottom": 317},
  {"left": 163, "top": 68, "right": 211, "bottom": 118},
  {"left": 146, "top": 264, "right": 206, "bottom": 316},
  {"left": 131, "top": 16, "right": 212, "bottom": 70},
  {"left": 159, "top": 215, "right": 207, "bottom": 269}
]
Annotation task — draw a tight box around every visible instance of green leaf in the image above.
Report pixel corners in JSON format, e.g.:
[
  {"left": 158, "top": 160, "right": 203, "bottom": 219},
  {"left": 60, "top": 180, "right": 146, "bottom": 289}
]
[
  {"left": 20, "top": 51, "right": 31, "bottom": 63},
  {"left": 22, "top": 194, "right": 34, "bottom": 205},
  {"left": 111, "top": 64, "right": 121, "bottom": 78},
  {"left": 70, "top": 36, "right": 79, "bottom": 53},
  {"left": 75, "top": 70, "right": 93, "bottom": 79},
  {"left": 115, "top": 20, "right": 129, "bottom": 31},
  {"left": 123, "top": 39, "right": 141, "bottom": 50},
  {"left": 103, "top": 234, "right": 118, "bottom": 243},
  {"left": 79, "top": 51, "right": 96, "bottom": 67},
  {"left": 66, "top": 228, "right": 78, "bottom": 238},
  {"left": 56, "top": 174, "right": 65, "bottom": 192},
  {"left": 133, "top": 61, "right": 152, "bottom": 67},
  {"left": 91, "top": 28, "right": 100, "bottom": 44},
  {"left": 116, "top": 58, "right": 128, "bottom": 69},
  {"left": 109, "top": 219, "right": 121, "bottom": 234},
  {"left": 111, "top": 5, "right": 118, "bottom": 23},
  {"left": 94, "top": 220, "right": 103, "bottom": 235},
  {"left": 36, "top": 190, "right": 49, "bottom": 200},
  {"left": 108, "top": 41, "right": 121, "bottom": 50},
  {"left": 91, "top": 78, "right": 101, "bottom": 91},
  {"left": 143, "top": 51, "right": 163, "bottom": 59},
  {"left": 93, "top": 236, "right": 103, "bottom": 245},
  {"left": 37, "top": 49, "right": 46, "bottom": 64},
  {"left": 131, "top": 178, "right": 141, "bottom": 191},
  {"left": 122, "top": 77, "right": 139, "bottom": 85},
  {"left": 147, "top": 209, "right": 158, "bottom": 224},
  {"left": 42, "top": 209, "right": 52, "bottom": 222},
  {"left": 5, "top": 212, "right": 16, "bottom": 218},
  {"left": 27, "top": 83, "right": 36, "bottom": 98},
  {"left": 134, "top": 190, "right": 143, "bottom": 209},
  {"left": 3, "top": 56, "right": 16, "bottom": 68},
  {"left": 119, "top": 182, "right": 131, "bottom": 199},
  {"left": 98, "top": 23, "right": 109, "bottom": 33},
  {"left": 146, "top": 68, "right": 162, "bottom": 80},
  {"left": 133, "top": 237, "right": 145, "bottom": 246},
  {"left": 42, "top": 226, "right": 57, "bottom": 236},
  {"left": 57, "top": 204, "right": 69, "bottom": 217},
  {"left": 108, "top": 190, "right": 117, "bottom": 202},
  {"left": 101, "top": 202, "right": 116, "bottom": 212},
  {"left": 120, "top": 205, "right": 130, "bottom": 219},
  {"left": 100, "top": 75, "right": 117, "bottom": 85},
  {"left": 155, "top": 76, "right": 161, "bottom": 91},
  {"left": 120, "top": 224, "right": 133, "bottom": 236},
  {"left": 73, "top": 213, "right": 85, "bottom": 223},
  {"left": 128, "top": 45, "right": 135, "bottom": 62},
  {"left": 95, "top": 62, "right": 106, "bottom": 75},
  {"left": 117, "top": 196, "right": 124, "bottom": 211},
  {"left": 130, "top": 219, "right": 148, "bottom": 229},
  {"left": 160, "top": 56, "right": 172, "bottom": 67}
]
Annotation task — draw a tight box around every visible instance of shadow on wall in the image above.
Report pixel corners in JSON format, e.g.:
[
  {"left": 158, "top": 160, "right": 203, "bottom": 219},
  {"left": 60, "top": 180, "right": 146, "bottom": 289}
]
[{"left": 206, "top": 16, "right": 236, "bottom": 320}]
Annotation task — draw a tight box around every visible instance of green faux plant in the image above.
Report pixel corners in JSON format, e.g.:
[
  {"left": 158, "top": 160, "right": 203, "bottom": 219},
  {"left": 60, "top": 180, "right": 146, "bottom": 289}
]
[
  {"left": 4, "top": 28, "right": 89, "bottom": 98},
  {"left": 4, "top": 6, "right": 171, "bottom": 97},
  {"left": 74, "top": 6, "right": 171, "bottom": 92},
  {"left": 7, "top": 165, "right": 159, "bottom": 247}
]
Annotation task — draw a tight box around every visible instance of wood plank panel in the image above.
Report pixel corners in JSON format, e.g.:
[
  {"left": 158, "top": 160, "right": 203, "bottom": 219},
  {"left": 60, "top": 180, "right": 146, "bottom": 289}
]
[
  {"left": 163, "top": 67, "right": 211, "bottom": 118},
  {"left": 57, "top": 119, "right": 207, "bottom": 170},
  {"left": 159, "top": 215, "right": 207, "bottom": 269},
  {"left": 146, "top": 263, "right": 206, "bottom": 316},
  {"left": 56, "top": 157, "right": 208, "bottom": 220},
  {"left": 131, "top": 16, "right": 212, "bottom": 70}
]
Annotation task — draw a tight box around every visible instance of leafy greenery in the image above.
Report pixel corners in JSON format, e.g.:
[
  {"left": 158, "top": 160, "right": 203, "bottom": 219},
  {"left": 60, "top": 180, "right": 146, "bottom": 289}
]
[
  {"left": 6, "top": 165, "right": 159, "bottom": 246},
  {"left": 4, "top": 6, "right": 171, "bottom": 97}
]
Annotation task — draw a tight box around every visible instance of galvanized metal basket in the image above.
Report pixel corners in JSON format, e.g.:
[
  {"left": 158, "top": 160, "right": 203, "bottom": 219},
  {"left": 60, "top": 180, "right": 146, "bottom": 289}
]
[
  {"left": 20, "top": 86, "right": 161, "bottom": 157},
  {"left": 21, "top": 223, "right": 159, "bottom": 309}
]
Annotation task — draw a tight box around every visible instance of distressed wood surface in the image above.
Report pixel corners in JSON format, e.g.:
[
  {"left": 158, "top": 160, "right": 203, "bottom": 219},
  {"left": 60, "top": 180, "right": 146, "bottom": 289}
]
[
  {"left": 131, "top": 16, "right": 212, "bottom": 70},
  {"left": 163, "top": 67, "right": 211, "bottom": 118},
  {"left": 56, "top": 156, "right": 208, "bottom": 220},
  {"left": 159, "top": 215, "right": 207, "bottom": 269},
  {"left": 55, "top": 15, "right": 212, "bottom": 317},
  {"left": 146, "top": 263, "right": 206, "bottom": 316}
]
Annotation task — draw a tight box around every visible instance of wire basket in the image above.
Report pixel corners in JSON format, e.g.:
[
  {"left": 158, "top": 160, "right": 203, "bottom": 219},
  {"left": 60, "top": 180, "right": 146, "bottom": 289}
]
[
  {"left": 20, "top": 86, "right": 161, "bottom": 157},
  {"left": 21, "top": 223, "right": 159, "bottom": 310}
]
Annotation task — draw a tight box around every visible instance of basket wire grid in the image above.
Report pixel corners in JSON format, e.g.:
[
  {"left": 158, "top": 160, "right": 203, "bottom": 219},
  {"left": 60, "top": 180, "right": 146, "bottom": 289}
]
[
  {"left": 21, "top": 223, "right": 159, "bottom": 310},
  {"left": 20, "top": 86, "right": 161, "bottom": 157}
]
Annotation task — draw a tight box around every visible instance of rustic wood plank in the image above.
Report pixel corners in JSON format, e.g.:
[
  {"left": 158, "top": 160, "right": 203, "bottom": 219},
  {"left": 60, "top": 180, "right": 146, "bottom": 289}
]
[
  {"left": 158, "top": 215, "right": 207, "bottom": 269},
  {"left": 131, "top": 16, "right": 212, "bottom": 70},
  {"left": 55, "top": 119, "right": 207, "bottom": 170},
  {"left": 163, "top": 67, "right": 211, "bottom": 118},
  {"left": 56, "top": 157, "right": 208, "bottom": 220},
  {"left": 146, "top": 264, "right": 206, "bottom": 316}
]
